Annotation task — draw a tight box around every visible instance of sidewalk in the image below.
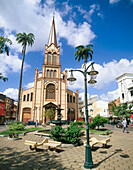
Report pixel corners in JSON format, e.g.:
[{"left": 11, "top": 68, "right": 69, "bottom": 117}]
[{"left": 0, "top": 127, "right": 132, "bottom": 169}]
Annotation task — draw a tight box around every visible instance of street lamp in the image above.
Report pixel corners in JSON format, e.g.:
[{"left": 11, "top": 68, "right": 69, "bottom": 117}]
[{"left": 67, "top": 62, "right": 98, "bottom": 169}]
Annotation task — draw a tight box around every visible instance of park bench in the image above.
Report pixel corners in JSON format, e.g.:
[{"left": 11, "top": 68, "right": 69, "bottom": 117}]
[
  {"left": 84, "top": 137, "right": 110, "bottom": 149},
  {"left": 24, "top": 138, "right": 62, "bottom": 152},
  {"left": 43, "top": 140, "right": 62, "bottom": 152},
  {"left": 97, "top": 138, "right": 110, "bottom": 148},
  {"left": 25, "top": 138, "right": 48, "bottom": 151}
]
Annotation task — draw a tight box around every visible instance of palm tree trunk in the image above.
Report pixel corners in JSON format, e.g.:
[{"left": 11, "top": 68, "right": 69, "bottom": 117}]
[{"left": 16, "top": 46, "right": 26, "bottom": 121}]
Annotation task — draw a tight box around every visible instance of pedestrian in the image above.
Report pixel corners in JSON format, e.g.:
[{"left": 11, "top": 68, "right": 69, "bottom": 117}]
[
  {"left": 35, "top": 120, "right": 38, "bottom": 128},
  {"left": 122, "top": 119, "right": 129, "bottom": 133}
]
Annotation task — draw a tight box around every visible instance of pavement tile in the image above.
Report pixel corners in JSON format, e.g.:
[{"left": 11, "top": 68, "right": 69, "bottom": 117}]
[{"left": 0, "top": 125, "right": 133, "bottom": 169}]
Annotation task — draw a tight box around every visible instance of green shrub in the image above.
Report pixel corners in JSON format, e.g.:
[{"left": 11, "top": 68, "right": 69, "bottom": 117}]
[
  {"left": 8, "top": 122, "right": 25, "bottom": 131},
  {"left": 91, "top": 115, "right": 108, "bottom": 129},
  {"left": 89, "top": 122, "right": 96, "bottom": 129},
  {"left": 11, "top": 121, "right": 20, "bottom": 125},
  {"left": 64, "top": 122, "right": 82, "bottom": 144},
  {"left": 74, "top": 121, "right": 84, "bottom": 126},
  {"left": 50, "top": 125, "right": 64, "bottom": 141},
  {"left": 50, "top": 123, "right": 82, "bottom": 144}
]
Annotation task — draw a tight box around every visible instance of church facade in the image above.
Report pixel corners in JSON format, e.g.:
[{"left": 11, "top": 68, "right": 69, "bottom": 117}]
[{"left": 19, "top": 17, "right": 79, "bottom": 123}]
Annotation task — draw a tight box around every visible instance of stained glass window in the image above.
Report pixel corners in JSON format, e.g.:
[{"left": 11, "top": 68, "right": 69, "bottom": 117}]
[{"left": 46, "top": 84, "right": 55, "bottom": 99}]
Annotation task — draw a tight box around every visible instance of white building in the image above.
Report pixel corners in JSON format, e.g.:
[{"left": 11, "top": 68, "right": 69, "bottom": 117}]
[
  {"left": 93, "top": 100, "right": 109, "bottom": 118},
  {"left": 88, "top": 96, "right": 98, "bottom": 117},
  {"left": 116, "top": 73, "right": 133, "bottom": 105}
]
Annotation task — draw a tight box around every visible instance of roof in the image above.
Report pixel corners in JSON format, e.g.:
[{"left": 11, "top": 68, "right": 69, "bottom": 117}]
[
  {"left": 116, "top": 73, "right": 133, "bottom": 80},
  {"left": 48, "top": 16, "right": 57, "bottom": 47},
  {"left": 43, "top": 102, "right": 57, "bottom": 108}
]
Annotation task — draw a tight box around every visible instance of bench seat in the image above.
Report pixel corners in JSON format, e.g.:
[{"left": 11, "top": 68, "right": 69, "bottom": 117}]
[
  {"left": 25, "top": 138, "right": 61, "bottom": 152},
  {"left": 84, "top": 137, "right": 110, "bottom": 149}
]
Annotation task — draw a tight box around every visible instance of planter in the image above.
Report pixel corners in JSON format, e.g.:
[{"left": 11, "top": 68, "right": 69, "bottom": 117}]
[
  {"left": 60, "top": 143, "right": 74, "bottom": 148},
  {"left": 8, "top": 137, "right": 22, "bottom": 140},
  {"left": 35, "top": 132, "right": 51, "bottom": 137},
  {"left": 99, "top": 134, "right": 111, "bottom": 137}
]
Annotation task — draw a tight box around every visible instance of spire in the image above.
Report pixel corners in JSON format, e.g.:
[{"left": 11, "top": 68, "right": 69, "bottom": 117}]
[{"left": 48, "top": 16, "right": 57, "bottom": 47}]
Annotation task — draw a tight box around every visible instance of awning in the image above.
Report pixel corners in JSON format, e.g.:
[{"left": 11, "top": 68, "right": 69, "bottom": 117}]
[{"left": 0, "top": 102, "right": 5, "bottom": 116}]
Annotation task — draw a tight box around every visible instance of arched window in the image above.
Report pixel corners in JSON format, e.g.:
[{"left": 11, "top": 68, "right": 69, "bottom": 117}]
[
  {"left": 47, "top": 52, "right": 51, "bottom": 64},
  {"left": 27, "top": 94, "right": 29, "bottom": 101},
  {"left": 47, "top": 70, "right": 49, "bottom": 77},
  {"left": 53, "top": 53, "right": 56, "bottom": 64},
  {"left": 50, "top": 70, "right": 53, "bottom": 78},
  {"left": 30, "top": 93, "right": 33, "bottom": 101},
  {"left": 54, "top": 70, "right": 56, "bottom": 78},
  {"left": 46, "top": 84, "right": 55, "bottom": 99},
  {"left": 23, "top": 95, "right": 26, "bottom": 101}
]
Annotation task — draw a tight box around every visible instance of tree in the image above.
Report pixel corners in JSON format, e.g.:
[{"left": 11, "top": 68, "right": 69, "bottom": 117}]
[
  {"left": 111, "top": 102, "right": 132, "bottom": 118},
  {"left": 91, "top": 115, "right": 108, "bottom": 130},
  {"left": 0, "top": 36, "right": 12, "bottom": 55},
  {"left": 16, "top": 32, "right": 35, "bottom": 121},
  {"left": 0, "top": 73, "right": 8, "bottom": 82},
  {"left": 44, "top": 108, "right": 55, "bottom": 120},
  {"left": 74, "top": 44, "right": 93, "bottom": 63},
  {"left": 0, "top": 36, "right": 12, "bottom": 82}
]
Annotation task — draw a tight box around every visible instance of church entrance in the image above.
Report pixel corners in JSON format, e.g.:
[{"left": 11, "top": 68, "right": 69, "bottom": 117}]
[
  {"left": 22, "top": 108, "right": 31, "bottom": 122},
  {"left": 43, "top": 102, "right": 57, "bottom": 123},
  {"left": 67, "top": 108, "right": 75, "bottom": 121}
]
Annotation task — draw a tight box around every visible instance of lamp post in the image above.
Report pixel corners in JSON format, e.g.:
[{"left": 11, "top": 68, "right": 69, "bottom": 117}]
[{"left": 67, "top": 61, "right": 98, "bottom": 169}]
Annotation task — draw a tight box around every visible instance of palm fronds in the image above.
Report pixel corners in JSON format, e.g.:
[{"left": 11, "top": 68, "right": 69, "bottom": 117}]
[{"left": 74, "top": 44, "right": 93, "bottom": 63}]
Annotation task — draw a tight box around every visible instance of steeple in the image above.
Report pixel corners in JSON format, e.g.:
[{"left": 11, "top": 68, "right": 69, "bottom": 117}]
[{"left": 48, "top": 16, "right": 57, "bottom": 47}]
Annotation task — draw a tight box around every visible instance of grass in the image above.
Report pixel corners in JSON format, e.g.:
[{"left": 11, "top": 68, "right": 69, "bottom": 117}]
[
  {"left": 39, "top": 130, "right": 51, "bottom": 134},
  {"left": 89, "top": 129, "right": 111, "bottom": 133},
  {"left": 0, "top": 127, "right": 44, "bottom": 135},
  {"left": 80, "top": 127, "right": 111, "bottom": 133}
]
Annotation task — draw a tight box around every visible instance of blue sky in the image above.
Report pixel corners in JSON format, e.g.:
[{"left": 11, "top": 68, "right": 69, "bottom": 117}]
[{"left": 0, "top": 0, "right": 133, "bottom": 102}]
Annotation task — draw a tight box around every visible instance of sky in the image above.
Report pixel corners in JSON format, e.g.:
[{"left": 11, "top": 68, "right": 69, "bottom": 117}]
[{"left": 0, "top": 0, "right": 133, "bottom": 102}]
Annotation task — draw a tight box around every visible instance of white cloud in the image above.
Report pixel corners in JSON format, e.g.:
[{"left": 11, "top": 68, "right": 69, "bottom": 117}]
[
  {"left": 109, "top": 0, "right": 121, "bottom": 4},
  {"left": 45, "top": 0, "right": 55, "bottom": 6},
  {"left": 79, "top": 92, "right": 90, "bottom": 101},
  {"left": 57, "top": 19, "right": 96, "bottom": 47},
  {"left": 97, "top": 12, "right": 104, "bottom": 19},
  {"left": 0, "top": 53, "right": 30, "bottom": 76},
  {"left": 61, "top": 2, "right": 72, "bottom": 16},
  {"left": 4, "top": 31, "right": 22, "bottom": 53},
  {"left": 76, "top": 4, "right": 101, "bottom": 23},
  {"left": 24, "top": 82, "right": 34, "bottom": 89},
  {"left": 100, "top": 89, "right": 119, "bottom": 101},
  {"left": 3, "top": 88, "right": 18, "bottom": 100},
  {"left": 66, "top": 59, "right": 133, "bottom": 91},
  {"left": 95, "top": 59, "right": 133, "bottom": 89},
  {"left": 0, "top": 0, "right": 96, "bottom": 53}
]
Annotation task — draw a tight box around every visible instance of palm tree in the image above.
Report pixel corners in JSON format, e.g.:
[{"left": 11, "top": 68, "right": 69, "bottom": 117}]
[
  {"left": 0, "top": 73, "right": 8, "bottom": 82},
  {"left": 0, "top": 36, "right": 12, "bottom": 82},
  {"left": 16, "top": 32, "right": 35, "bottom": 121},
  {"left": 74, "top": 44, "right": 93, "bottom": 63},
  {"left": 0, "top": 36, "right": 12, "bottom": 55}
]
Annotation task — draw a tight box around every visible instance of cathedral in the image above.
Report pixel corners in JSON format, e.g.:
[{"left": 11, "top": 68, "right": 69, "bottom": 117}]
[{"left": 19, "top": 17, "right": 79, "bottom": 123}]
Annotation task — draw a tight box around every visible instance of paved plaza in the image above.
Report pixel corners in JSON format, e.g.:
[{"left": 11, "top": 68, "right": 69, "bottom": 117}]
[{"left": 0, "top": 125, "right": 133, "bottom": 170}]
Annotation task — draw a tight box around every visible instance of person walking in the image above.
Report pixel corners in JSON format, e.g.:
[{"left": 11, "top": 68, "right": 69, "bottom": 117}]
[
  {"left": 122, "top": 119, "right": 129, "bottom": 133},
  {"left": 35, "top": 120, "right": 38, "bottom": 128}
]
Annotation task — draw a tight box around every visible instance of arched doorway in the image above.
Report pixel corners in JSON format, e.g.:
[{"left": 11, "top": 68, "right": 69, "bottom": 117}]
[
  {"left": 67, "top": 108, "right": 75, "bottom": 121},
  {"left": 43, "top": 102, "right": 57, "bottom": 123},
  {"left": 23, "top": 108, "right": 31, "bottom": 122}
]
